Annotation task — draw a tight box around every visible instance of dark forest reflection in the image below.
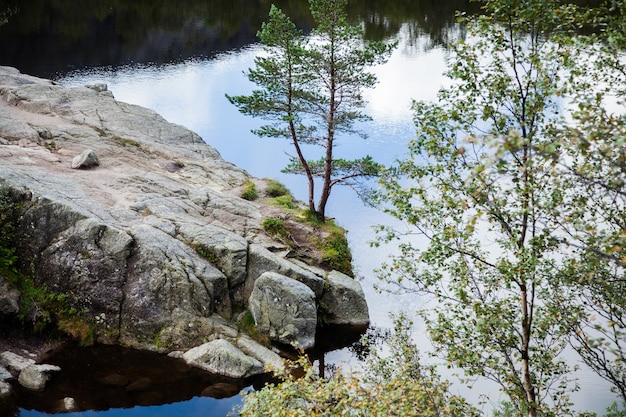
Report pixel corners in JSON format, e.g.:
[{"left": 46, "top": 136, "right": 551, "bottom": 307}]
[{"left": 0, "top": 0, "right": 478, "bottom": 78}]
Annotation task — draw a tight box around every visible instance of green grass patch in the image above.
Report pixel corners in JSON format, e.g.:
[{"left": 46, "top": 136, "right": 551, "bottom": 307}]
[
  {"left": 265, "top": 179, "right": 290, "bottom": 197},
  {"left": 262, "top": 217, "right": 288, "bottom": 239},
  {"left": 241, "top": 179, "right": 258, "bottom": 201}
]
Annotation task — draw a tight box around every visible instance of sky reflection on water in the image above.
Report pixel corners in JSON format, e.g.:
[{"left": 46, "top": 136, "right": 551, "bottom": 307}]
[{"left": 58, "top": 23, "right": 617, "bottom": 416}]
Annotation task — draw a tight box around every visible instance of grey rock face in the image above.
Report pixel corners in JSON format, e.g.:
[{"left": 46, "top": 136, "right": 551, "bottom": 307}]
[
  {"left": 182, "top": 339, "right": 263, "bottom": 379},
  {"left": 319, "top": 270, "right": 370, "bottom": 326},
  {"left": 71, "top": 149, "right": 99, "bottom": 169},
  {"left": 249, "top": 272, "right": 317, "bottom": 350},
  {"left": 18, "top": 364, "right": 61, "bottom": 391},
  {"left": 0, "top": 66, "right": 370, "bottom": 365}
]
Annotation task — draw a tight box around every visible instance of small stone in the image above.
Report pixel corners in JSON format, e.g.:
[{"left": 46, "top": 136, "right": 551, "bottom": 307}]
[
  {"left": 71, "top": 149, "right": 99, "bottom": 169},
  {"left": 63, "top": 397, "right": 78, "bottom": 411},
  {"left": 85, "top": 83, "right": 108, "bottom": 92},
  {"left": 0, "top": 380, "right": 11, "bottom": 397}
]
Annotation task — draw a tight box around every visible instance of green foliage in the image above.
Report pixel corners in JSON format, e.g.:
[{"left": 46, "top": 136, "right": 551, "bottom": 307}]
[
  {"left": 272, "top": 195, "right": 295, "bottom": 209},
  {"left": 320, "top": 230, "right": 353, "bottom": 277},
  {"left": 262, "top": 217, "right": 289, "bottom": 239},
  {"left": 241, "top": 179, "right": 259, "bottom": 201},
  {"left": 227, "top": 0, "right": 395, "bottom": 221},
  {"left": 194, "top": 244, "right": 219, "bottom": 265},
  {"left": 235, "top": 314, "right": 479, "bottom": 417},
  {"left": 0, "top": 186, "right": 17, "bottom": 272},
  {"left": 374, "top": 1, "right": 600, "bottom": 415},
  {"left": 265, "top": 179, "right": 290, "bottom": 197}
]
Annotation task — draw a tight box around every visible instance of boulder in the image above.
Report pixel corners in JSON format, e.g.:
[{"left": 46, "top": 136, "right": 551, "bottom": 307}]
[
  {"left": 0, "top": 351, "right": 35, "bottom": 375},
  {"left": 244, "top": 244, "right": 325, "bottom": 302},
  {"left": 71, "top": 149, "right": 99, "bottom": 169},
  {"left": 236, "top": 335, "right": 284, "bottom": 373},
  {"left": 319, "top": 270, "right": 370, "bottom": 326},
  {"left": 249, "top": 272, "right": 317, "bottom": 350},
  {"left": 18, "top": 363, "right": 61, "bottom": 391},
  {"left": 182, "top": 339, "right": 263, "bottom": 379}
]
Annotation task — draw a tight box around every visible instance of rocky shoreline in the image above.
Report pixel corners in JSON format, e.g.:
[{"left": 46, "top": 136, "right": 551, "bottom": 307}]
[{"left": 0, "top": 66, "right": 369, "bottom": 403}]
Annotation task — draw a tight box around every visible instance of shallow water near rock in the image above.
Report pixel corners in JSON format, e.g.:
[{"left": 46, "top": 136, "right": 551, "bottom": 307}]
[{"left": 2, "top": 343, "right": 258, "bottom": 416}]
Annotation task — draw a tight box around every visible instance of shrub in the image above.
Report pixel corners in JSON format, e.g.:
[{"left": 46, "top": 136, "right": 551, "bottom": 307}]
[
  {"left": 265, "top": 179, "right": 290, "bottom": 197},
  {"left": 321, "top": 230, "right": 353, "bottom": 276},
  {"left": 273, "top": 194, "right": 295, "bottom": 209},
  {"left": 241, "top": 179, "right": 258, "bottom": 201},
  {"left": 262, "top": 217, "right": 288, "bottom": 239}
]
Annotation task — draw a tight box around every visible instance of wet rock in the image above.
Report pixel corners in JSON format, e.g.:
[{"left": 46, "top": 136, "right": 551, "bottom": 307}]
[
  {"left": 319, "top": 270, "right": 370, "bottom": 326},
  {"left": 71, "top": 149, "right": 99, "bottom": 169},
  {"left": 126, "top": 376, "right": 152, "bottom": 392},
  {"left": 248, "top": 271, "right": 317, "bottom": 350},
  {"left": 182, "top": 339, "right": 263, "bottom": 379},
  {"left": 18, "top": 363, "right": 61, "bottom": 391}
]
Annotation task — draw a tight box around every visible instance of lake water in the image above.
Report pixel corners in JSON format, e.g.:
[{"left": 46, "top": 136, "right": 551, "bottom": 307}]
[{"left": 0, "top": 0, "right": 618, "bottom": 415}]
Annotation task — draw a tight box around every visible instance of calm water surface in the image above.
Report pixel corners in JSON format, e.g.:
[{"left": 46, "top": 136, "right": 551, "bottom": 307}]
[{"left": 0, "top": 0, "right": 618, "bottom": 415}]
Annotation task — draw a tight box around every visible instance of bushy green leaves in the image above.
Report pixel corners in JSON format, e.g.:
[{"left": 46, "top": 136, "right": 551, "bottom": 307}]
[
  {"left": 374, "top": 1, "right": 598, "bottom": 415},
  {"left": 235, "top": 314, "right": 479, "bottom": 417}
]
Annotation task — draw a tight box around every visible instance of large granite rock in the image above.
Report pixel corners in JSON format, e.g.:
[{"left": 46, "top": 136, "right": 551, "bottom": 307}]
[
  {"left": 319, "top": 270, "right": 370, "bottom": 326},
  {"left": 182, "top": 339, "right": 263, "bottom": 379},
  {"left": 249, "top": 271, "right": 317, "bottom": 350},
  {"left": 18, "top": 364, "right": 61, "bottom": 391},
  {"left": 0, "top": 66, "right": 369, "bottom": 376}
]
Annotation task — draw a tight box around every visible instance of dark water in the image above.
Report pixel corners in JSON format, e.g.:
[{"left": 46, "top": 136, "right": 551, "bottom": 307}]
[
  {"left": 0, "top": 0, "right": 617, "bottom": 415},
  {"left": 0, "top": 0, "right": 476, "bottom": 79}
]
